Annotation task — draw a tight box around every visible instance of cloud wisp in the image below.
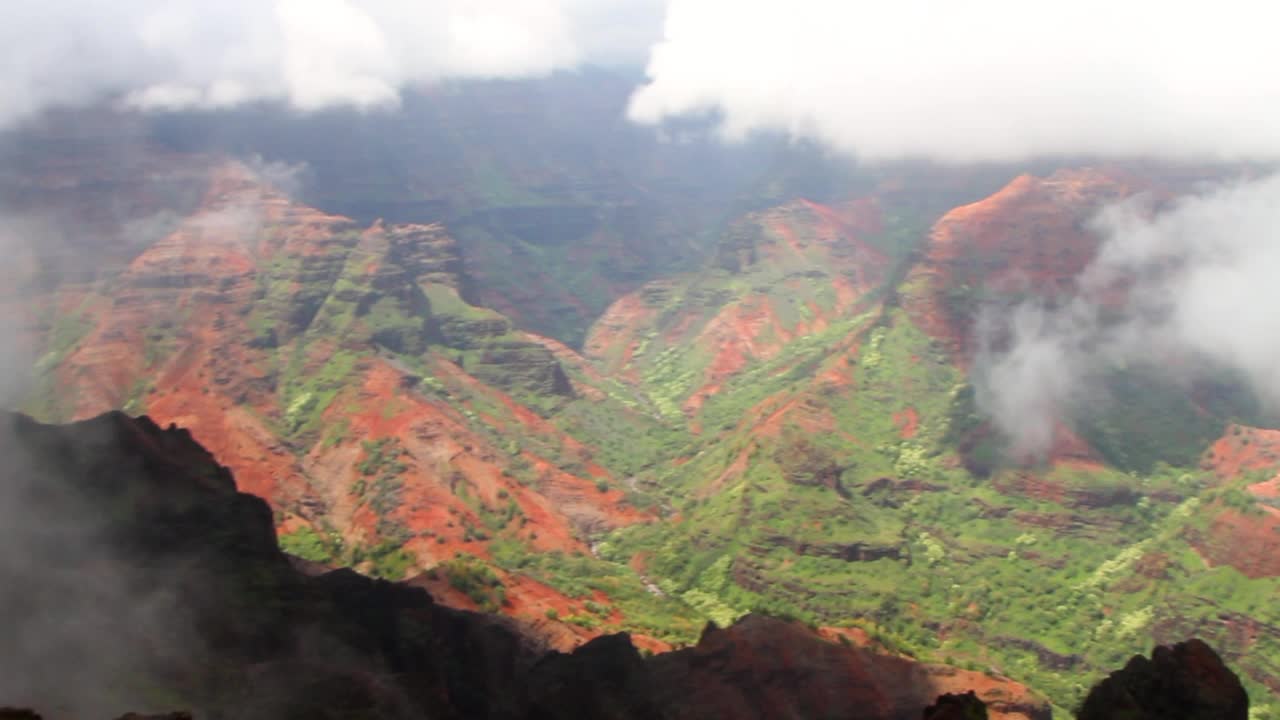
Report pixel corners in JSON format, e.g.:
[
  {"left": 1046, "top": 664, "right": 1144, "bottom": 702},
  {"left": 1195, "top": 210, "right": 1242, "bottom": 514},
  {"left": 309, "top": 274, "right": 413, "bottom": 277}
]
[
  {"left": 629, "top": 0, "right": 1280, "bottom": 162},
  {"left": 974, "top": 173, "right": 1280, "bottom": 456}
]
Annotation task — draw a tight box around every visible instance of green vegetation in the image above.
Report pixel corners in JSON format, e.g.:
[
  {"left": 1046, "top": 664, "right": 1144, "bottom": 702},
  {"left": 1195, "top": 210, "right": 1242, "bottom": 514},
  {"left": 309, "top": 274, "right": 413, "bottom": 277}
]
[
  {"left": 366, "top": 542, "right": 417, "bottom": 580},
  {"left": 278, "top": 526, "right": 340, "bottom": 564},
  {"left": 358, "top": 437, "right": 407, "bottom": 477},
  {"left": 1075, "top": 368, "right": 1236, "bottom": 473},
  {"left": 489, "top": 538, "right": 704, "bottom": 644},
  {"left": 23, "top": 298, "right": 99, "bottom": 421},
  {"left": 280, "top": 525, "right": 417, "bottom": 580},
  {"left": 572, "top": 301, "right": 1280, "bottom": 716},
  {"left": 436, "top": 554, "right": 507, "bottom": 612}
]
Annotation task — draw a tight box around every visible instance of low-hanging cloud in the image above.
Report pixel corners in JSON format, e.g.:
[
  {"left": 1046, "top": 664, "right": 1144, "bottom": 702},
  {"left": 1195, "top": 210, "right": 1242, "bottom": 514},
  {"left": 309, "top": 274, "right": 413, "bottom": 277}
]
[
  {"left": 0, "top": 0, "right": 663, "bottom": 129},
  {"left": 629, "top": 0, "right": 1280, "bottom": 162},
  {"left": 975, "top": 173, "right": 1280, "bottom": 457}
]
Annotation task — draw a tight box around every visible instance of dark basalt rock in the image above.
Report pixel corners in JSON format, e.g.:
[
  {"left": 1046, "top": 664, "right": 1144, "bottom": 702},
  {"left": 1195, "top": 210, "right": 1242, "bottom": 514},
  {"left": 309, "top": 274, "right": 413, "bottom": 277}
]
[
  {"left": 1077, "top": 639, "right": 1248, "bottom": 720},
  {"left": 923, "top": 692, "right": 988, "bottom": 720},
  {"left": 527, "top": 633, "right": 665, "bottom": 720},
  {"left": 0, "top": 711, "right": 193, "bottom": 720}
]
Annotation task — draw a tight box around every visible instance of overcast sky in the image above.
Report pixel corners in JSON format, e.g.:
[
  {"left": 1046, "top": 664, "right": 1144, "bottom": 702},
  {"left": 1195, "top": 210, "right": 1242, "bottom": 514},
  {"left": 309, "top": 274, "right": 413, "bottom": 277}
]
[
  {"left": 632, "top": 0, "right": 1280, "bottom": 161},
  {"left": 3, "top": 1, "right": 1279, "bottom": 161},
  {"left": 0, "top": 1, "right": 662, "bottom": 123}
]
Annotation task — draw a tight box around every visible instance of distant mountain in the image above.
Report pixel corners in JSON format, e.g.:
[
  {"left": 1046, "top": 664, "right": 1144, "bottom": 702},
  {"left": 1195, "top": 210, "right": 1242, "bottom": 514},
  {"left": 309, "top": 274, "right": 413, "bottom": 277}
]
[{"left": 142, "top": 70, "right": 879, "bottom": 347}]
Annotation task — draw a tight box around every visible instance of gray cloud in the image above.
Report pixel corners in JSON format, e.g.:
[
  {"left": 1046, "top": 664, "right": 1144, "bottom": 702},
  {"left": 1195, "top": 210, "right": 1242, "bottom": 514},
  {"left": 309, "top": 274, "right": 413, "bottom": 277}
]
[
  {"left": 629, "top": 0, "right": 1280, "bottom": 162},
  {"left": 0, "top": 0, "right": 664, "bottom": 129},
  {"left": 975, "top": 173, "right": 1280, "bottom": 456}
]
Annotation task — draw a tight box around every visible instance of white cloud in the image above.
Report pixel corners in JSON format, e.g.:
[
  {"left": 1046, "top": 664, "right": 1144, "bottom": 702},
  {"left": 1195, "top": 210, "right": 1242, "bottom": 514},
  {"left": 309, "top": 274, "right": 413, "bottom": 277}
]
[
  {"left": 976, "top": 173, "right": 1280, "bottom": 455},
  {"left": 276, "top": 0, "right": 400, "bottom": 110},
  {"left": 629, "top": 0, "right": 1280, "bottom": 162},
  {"left": 0, "top": 0, "right": 664, "bottom": 128}
]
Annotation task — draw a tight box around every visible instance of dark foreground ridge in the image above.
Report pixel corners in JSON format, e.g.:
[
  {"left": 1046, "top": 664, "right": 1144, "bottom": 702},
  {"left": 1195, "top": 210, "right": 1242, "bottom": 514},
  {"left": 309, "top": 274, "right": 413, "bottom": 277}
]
[
  {"left": 1078, "top": 639, "right": 1248, "bottom": 720},
  {"left": 0, "top": 412, "right": 1247, "bottom": 720}
]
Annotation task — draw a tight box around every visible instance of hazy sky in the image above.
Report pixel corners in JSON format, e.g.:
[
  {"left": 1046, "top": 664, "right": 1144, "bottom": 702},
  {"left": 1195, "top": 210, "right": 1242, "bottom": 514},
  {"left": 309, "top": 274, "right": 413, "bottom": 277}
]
[{"left": 5, "top": 1, "right": 1280, "bottom": 162}]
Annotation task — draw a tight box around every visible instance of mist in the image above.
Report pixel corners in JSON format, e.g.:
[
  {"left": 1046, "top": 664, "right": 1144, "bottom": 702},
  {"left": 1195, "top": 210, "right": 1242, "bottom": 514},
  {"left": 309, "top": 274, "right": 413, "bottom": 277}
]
[
  {"left": 0, "top": 190, "right": 215, "bottom": 720},
  {"left": 629, "top": 0, "right": 1280, "bottom": 162},
  {"left": 975, "top": 173, "right": 1280, "bottom": 458},
  {"left": 0, "top": 416, "right": 205, "bottom": 718}
]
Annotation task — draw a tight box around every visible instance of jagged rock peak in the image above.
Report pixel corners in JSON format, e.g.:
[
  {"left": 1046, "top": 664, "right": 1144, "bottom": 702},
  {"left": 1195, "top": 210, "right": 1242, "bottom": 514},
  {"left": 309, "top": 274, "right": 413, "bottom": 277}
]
[
  {"left": 1077, "top": 638, "right": 1248, "bottom": 720},
  {"left": 924, "top": 692, "right": 989, "bottom": 720}
]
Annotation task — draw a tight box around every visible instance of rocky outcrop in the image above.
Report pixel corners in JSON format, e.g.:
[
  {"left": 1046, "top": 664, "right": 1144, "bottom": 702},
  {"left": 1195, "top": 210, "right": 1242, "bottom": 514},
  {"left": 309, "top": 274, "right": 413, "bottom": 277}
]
[
  {"left": 469, "top": 339, "right": 575, "bottom": 398},
  {"left": 526, "top": 633, "right": 665, "bottom": 719},
  {"left": 1077, "top": 639, "right": 1248, "bottom": 720},
  {"left": 760, "top": 533, "right": 902, "bottom": 563},
  {"left": 923, "top": 692, "right": 988, "bottom": 720},
  {"left": 644, "top": 616, "right": 1047, "bottom": 720}
]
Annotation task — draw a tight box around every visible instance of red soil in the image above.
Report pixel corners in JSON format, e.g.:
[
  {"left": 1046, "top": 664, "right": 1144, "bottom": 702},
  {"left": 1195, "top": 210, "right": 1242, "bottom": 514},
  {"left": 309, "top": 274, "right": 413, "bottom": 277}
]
[
  {"left": 818, "top": 625, "right": 876, "bottom": 648},
  {"left": 818, "top": 352, "right": 856, "bottom": 387},
  {"left": 894, "top": 407, "right": 920, "bottom": 439},
  {"left": 800, "top": 197, "right": 884, "bottom": 237},
  {"left": 683, "top": 295, "right": 791, "bottom": 416},
  {"left": 759, "top": 199, "right": 889, "bottom": 294},
  {"left": 1203, "top": 424, "right": 1280, "bottom": 482},
  {"left": 703, "top": 387, "right": 848, "bottom": 492},
  {"left": 55, "top": 162, "right": 349, "bottom": 508},
  {"left": 1191, "top": 505, "right": 1280, "bottom": 579},
  {"left": 903, "top": 169, "right": 1138, "bottom": 359},
  {"left": 1247, "top": 476, "right": 1280, "bottom": 499},
  {"left": 994, "top": 472, "right": 1068, "bottom": 506},
  {"left": 682, "top": 200, "right": 887, "bottom": 414},
  {"left": 585, "top": 196, "right": 888, "bottom": 423},
  {"left": 1046, "top": 423, "right": 1107, "bottom": 471},
  {"left": 582, "top": 292, "right": 658, "bottom": 379}
]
